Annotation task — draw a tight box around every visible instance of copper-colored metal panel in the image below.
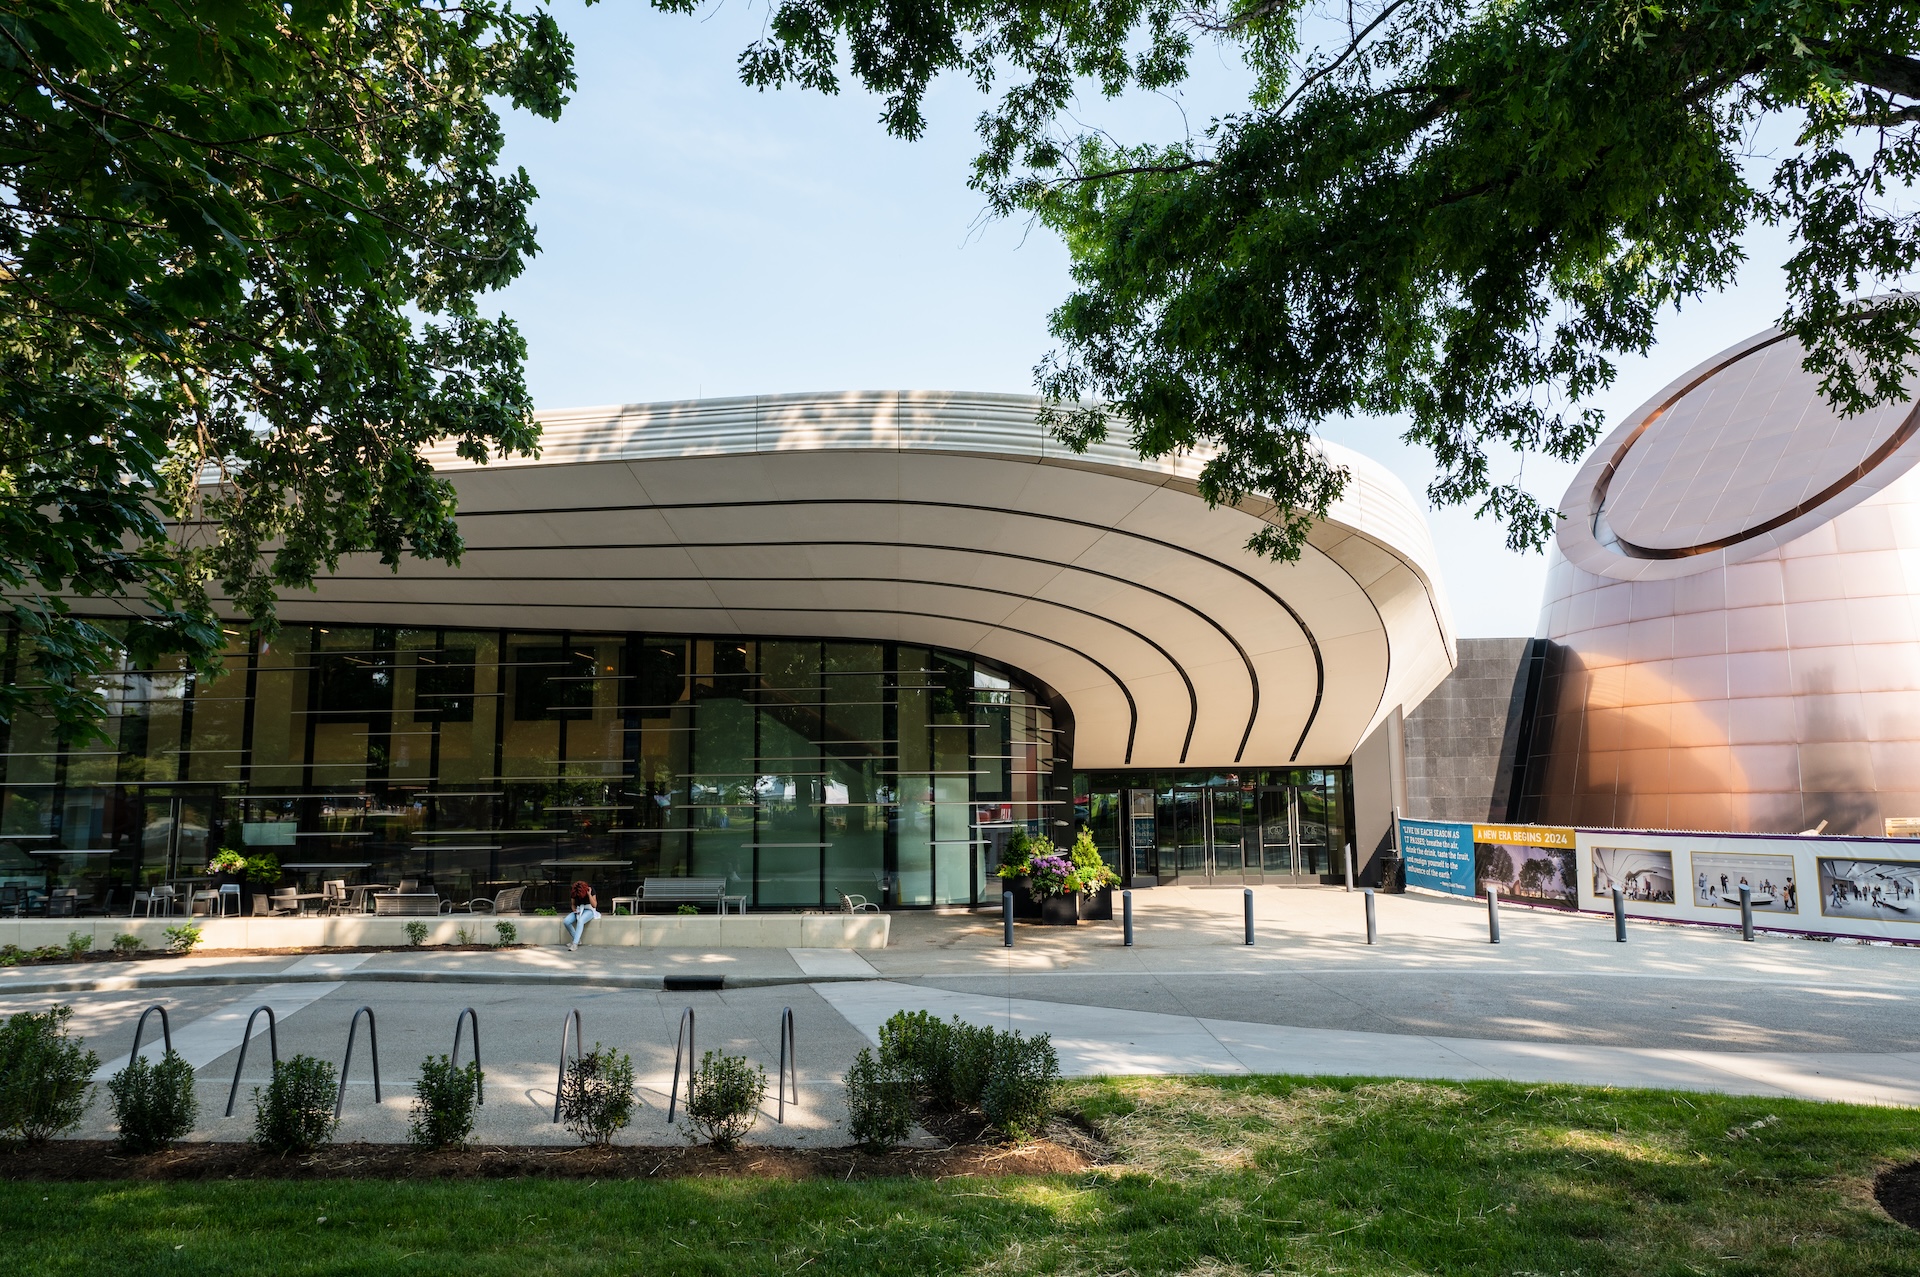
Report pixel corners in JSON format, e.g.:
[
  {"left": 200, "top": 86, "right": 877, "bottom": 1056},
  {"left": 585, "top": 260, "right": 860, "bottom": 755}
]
[
  {"left": 1626, "top": 617, "right": 1675, "bottom": 663},
  {"left": 1781, "top": 599, "right": 1853, "bottom": 649},
  {"left": 1671, "top": 609, "right": 1729, "bottom": 658},
  {"left": 1793, "top": 692, "right": 1868, "bottom": 744},
  {"left": 1722, "top": 604, "right": 1790, "bottom": 653},
  {"left": 1728, "top": 695, "right": 1799, "bottom": 745},
  {"left": 1786, "top": 646, "right": 1860, "bottom": 696},
  {"left": 1726, "top": 649, "right": 1793, "bottom": 699},
  {"left": 1729, "top": 743, "right": 1800, "bottom": 791},
  {"left": 1668, "top": 653, "right": 1730, "bottom": 701},
  {"left": 1666, "top": 791, "right": 1735, "bottom": 831},
  {"left": 1621, "top": 703, "right": 1675, "bottom": 751},
  {"left": 1852, "top": 642, "right": 1920, "bottom": 693}
]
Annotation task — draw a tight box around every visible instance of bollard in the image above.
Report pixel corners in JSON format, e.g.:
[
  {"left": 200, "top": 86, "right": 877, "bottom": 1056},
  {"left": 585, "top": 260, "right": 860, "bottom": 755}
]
[
  {"left": 1344, "top": 843, "right": 1355, "bottom": 892},
  {"left": 1612, "top": 886, "right": 1627, "bottom": 942},
  {"left": 1122, "top": 889, "right": 1134, "bottom": 946},
  {"left": 1740, "top": 883, "right": 1754, "bottom": 941},
  {"left": 1363, "top": 887, "right": 1377, "bottom": 945},
  {"left": 1243, "top": 887, "right": 1255, "bottom": 946},
  {"left": 1486, "top": 885, "right": 1501, "bottom": 944},
  {"left": 1003, "top": 890, "right": 1015, "bottom": 947}
]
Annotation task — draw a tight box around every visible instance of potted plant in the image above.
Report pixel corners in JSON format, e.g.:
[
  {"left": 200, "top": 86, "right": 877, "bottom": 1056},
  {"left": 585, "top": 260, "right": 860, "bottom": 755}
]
[
  {"left": 1024, "top": 851, "right": 1082, "bottom": 925},
  {"left": 206, "top": 847, "right": 247, "bottom": 900},
  {"left": 1068, "top": 829, "right": 1122, "bottom": 920},
  {"left": 994, "top": 831, "right": 1044, "bottom": 919},
  {"left": 241, "top": 851, "right": 281, "bottom": 914}
]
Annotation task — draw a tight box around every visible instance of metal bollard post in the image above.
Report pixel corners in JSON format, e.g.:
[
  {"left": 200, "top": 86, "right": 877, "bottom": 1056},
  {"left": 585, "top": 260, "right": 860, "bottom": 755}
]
[
  {"left": 1122, "top": 889, "right": 1134, "bottom": 947},
  {"left": 1612, "top": 886, "right": 1627, "bottom": 942},
  {"left": 1002, "top": 890, "right": 1014, "bottom": 948},
  {"left": 1344, "top": 843, "right": 1355, "bottom": 892},
  {"left": 1363, "top": 887, "right": 1377, "bottom": 945},
  {"left": 1486, "top": 885, "right": 1501, "bottom": 944},
  {"left": 1740, "top": 883, "right": 1754, "bottom": 941},
  {"left": 1243, "top": 887, "right": 1254, "bottom": 946}
]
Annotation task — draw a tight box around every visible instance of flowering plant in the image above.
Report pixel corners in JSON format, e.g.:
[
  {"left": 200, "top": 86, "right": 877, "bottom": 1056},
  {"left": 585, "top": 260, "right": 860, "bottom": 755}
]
[
  {"left": 1069, "top": 829, "right": 1122, "bottom": 891},
  {"left": 995, "top": 830, "right": 1037, "bottom": 879},
  {"left": 1024, "top": 853, "right": 1083, "bottom": 901},
  {"left": 207, "top": 849, "right": 247, "bottom": 875}
]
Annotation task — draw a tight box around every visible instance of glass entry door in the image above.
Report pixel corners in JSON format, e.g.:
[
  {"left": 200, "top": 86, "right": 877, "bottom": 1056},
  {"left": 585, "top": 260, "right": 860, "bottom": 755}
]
[
  {"left": 1165, "top": 786, "right": 1247, "bottom": 883},
  {"left": 1255, "top": 785, "right": 1330, "bottom": 884}
]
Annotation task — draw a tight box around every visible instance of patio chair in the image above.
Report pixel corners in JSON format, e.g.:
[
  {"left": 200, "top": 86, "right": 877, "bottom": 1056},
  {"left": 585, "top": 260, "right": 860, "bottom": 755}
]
[
  {"left": 322, "top": 880, "right": 348, "bottom": 915},
  {"left": 268, "top": 887, "right": 301, "bottom": 916},
  {"left": 215, "top": 883, "right": 242, "bottom": 917},
  {"left": 0, "top": 885, "right": 22, "bottom": 918},
  {"left": 468, "top": 885, "right": 526, "bottom": 915},
  {"left": 131, "top": 884, "right": 177, "bottom": 917},
  {"left": 397, "top": 878, "right": 419, "bottom": 893},
  {"left": 837, "top": 891, "right": 879, "bottom": 913},
  {"left": 46, "top": 888, "right": 79, "bottom": 919}
]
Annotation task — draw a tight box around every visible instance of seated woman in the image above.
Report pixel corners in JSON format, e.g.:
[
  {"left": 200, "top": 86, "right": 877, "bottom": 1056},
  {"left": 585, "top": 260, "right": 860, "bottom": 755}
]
[{"left": 564, "top": 879, "right": 599, "bottom": 951}]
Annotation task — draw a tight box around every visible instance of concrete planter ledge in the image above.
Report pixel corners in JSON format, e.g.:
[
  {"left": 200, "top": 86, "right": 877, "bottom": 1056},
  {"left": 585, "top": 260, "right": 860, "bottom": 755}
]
[{"left": 0, "top": 912, "right": 889, "bottom": 952}]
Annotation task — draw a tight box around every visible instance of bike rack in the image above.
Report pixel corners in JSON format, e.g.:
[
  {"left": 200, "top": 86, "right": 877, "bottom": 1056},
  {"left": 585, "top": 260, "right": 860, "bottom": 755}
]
[
  {"left": 666, "top": 1006, "right": 695, "bottom": 1123},
  {"left": 334, "top": 1006, "right": 381, "bottom": 1119},
  {"left": 552, "top": 1008, "right": 583, "bottom": 1122},
  {"left": 452, "top": 1007, "right": 483, "bottom": 1105},
  {"left": 127, "top": 1003, "right": 172, "bottom": 1069},
  {"left": 223, "top": 1005, "right": 280, "bottom": 1117},
  {"left": 775, "top": 1006, "right": 797, "bottom": 1124}
]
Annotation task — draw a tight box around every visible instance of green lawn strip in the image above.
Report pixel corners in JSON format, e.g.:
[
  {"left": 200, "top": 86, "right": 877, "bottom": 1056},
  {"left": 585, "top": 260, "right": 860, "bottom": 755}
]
[{"left": 0, "top": 1077, "right": 1914, "bottom": 1277}]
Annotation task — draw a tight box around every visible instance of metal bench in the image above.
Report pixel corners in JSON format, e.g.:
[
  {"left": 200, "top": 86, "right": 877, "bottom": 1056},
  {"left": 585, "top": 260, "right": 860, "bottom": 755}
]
[
  {"left": 640, "top": 877, "right": 744, "bottom": 914},
  {"left": 373, "top": 892, "right": 443, "bottom": 917}
]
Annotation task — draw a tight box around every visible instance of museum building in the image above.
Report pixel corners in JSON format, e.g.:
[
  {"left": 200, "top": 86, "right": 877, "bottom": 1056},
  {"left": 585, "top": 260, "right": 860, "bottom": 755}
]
[{"left": 0, "top": 393, "right": 1456, "bottom": 911}]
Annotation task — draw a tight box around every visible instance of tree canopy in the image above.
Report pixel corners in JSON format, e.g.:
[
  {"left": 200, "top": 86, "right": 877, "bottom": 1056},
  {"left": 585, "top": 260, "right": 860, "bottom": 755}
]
[
  {"left": 0, "top": 0, "right": 574, "bottom": 734},
  {"left": 675, "top": 0, "right": 1920, "bottom": 560}
]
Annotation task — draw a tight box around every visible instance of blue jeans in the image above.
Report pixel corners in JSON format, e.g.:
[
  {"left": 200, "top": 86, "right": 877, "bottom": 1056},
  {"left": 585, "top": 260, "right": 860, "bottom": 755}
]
[{"left": 565, "top": 905, "right": 599, "bottom": 944}]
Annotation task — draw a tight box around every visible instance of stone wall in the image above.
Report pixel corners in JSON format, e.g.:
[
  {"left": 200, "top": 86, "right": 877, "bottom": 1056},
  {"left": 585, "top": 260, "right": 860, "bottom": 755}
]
[{"left": 1403, "top": 637, "right": 1543, "bottom": 824}]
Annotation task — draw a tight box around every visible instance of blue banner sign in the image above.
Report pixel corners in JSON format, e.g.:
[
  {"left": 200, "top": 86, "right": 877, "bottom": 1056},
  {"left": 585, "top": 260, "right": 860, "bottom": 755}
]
[{"left": 1398, "top": 818, "right": 1476, "bottom": 896}]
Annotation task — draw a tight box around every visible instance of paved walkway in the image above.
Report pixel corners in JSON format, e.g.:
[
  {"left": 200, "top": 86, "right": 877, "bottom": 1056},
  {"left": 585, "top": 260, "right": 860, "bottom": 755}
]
[{"left": 3, "top": 886, "right": 1915, "bottom": 1130}]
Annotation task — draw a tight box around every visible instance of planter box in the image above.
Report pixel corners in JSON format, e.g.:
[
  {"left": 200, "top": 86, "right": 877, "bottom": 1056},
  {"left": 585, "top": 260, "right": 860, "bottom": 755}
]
[
  {"left": 1078, "top": 886, "right": 1114, "bottom": 921},
  {"left": 1039, "top": 894, "right": 1079, "bottom": 926},
  {"left": 995, "top": 876, "right": 1044, "bottom": 918}
]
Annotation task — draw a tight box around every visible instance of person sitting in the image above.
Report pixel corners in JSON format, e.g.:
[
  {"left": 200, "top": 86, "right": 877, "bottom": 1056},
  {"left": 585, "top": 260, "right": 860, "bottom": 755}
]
[{"left": 564, "top": 879, "right": 599, "bottom": 951}]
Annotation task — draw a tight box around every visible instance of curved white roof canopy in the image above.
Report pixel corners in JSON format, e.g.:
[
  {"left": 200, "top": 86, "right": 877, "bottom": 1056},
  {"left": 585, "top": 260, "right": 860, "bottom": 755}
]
[{"left": 286, "top": 393, "right": 1455, "bottom": 769}]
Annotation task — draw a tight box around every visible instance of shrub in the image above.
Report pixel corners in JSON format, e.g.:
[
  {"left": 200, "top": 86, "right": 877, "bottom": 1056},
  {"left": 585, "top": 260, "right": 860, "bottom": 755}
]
[
  {"left": 557, "top": 1045, "right": 635, "bottom": 1146},
  {"left": 844, "top": 1047, "right": 911, "bottom": 1150},
  {"left": 242, "top": 852, "right": 281, "bottom": 884},
  {"left": 981, "top": 1030, "right": 1059, "bottom": 1140},
  {"left": 408, "top": 1054, "right": 481, "bottom": 1149},
  {"left": 947, "top": 1019, "right": 997, "bottom": 1110},
  {"left": 404, "top": 921, "right": 428, "bottom": 947},
  {"left": 64, "top": 931, "right": 91, "bottom": 961},
  {"left": 0, "top": 944, "right": 18, "bottom": 967},
  {"left": 685, "top": 1049, "right": 766, "bottom": 1150},
  {"left": 163, "top": 922, "right": 201, "bottom": 954},
  {"left": 111, "top": 933, "right": 142, "bottom": 957},
  {"left": 253, "top": 1055, "right": 339, "bottom": 1154},
  {"left": 107, "top": 1051, "right": 198, "bottom": 1152},
  {"left": 0, "top": 1006, "right": 99, "bottom": 1143},
  {"left": 1068, "top": 828, "right": 1122, "bottom": 890},
  {"left": 533, "top": 907, "right": 558, "bottom": 917},
  {"left": 494, "top": 921, "right": 517, "bottom": 946},
  {"left": 878, "top": 1011, "right": 995, "bottom": 1111},
  {"left": 454, "top": 925, "right": 474, "bottom": 945},
  {"left": 31, "top": 944, "right": 66, "bottom": 961},
  {"left": 676, "top": 903, "right": 698, "bottom": 916}
]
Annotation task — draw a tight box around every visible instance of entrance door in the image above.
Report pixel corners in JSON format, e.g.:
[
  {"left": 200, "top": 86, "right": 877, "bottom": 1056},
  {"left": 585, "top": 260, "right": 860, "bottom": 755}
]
[
  {"left": 1167, "top": 787, "right": 1248, "bottom": 884},
  {"left": 1255, "top": 785, "right": 1330, "bottom": 884}
]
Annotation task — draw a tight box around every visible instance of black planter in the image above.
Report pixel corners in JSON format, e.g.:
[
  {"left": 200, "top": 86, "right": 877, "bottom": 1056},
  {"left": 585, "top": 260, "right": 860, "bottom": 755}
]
[
  {"left": 1039, "top": 894, "right": 1079, "bottom": 926},
  {"left": 1078, "top": 886, "right": 1114, "bottom": 920},
  {"left": 998, "top": 876, "right": 1044, "bottom": 918}
]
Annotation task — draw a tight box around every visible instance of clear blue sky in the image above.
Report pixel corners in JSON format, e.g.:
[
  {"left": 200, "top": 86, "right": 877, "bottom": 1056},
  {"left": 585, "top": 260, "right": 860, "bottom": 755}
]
[{"left": 493, "top": 1, "right": 1811, "bottom": 638}]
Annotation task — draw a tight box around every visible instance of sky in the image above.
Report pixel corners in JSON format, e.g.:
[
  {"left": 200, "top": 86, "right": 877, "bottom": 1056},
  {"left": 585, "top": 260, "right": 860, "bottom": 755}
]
[{"left": 492, "top": 1, "right": 1813, "bottom": 638}]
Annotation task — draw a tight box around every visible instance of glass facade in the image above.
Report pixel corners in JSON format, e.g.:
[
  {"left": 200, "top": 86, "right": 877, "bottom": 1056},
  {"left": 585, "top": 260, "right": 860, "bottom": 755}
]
[
  {"left": 1073, "top": 768, "right": 1354, "bottom": 884},
  {"left": 0, "top": 623, "right": 1056, "bottom": 911}
]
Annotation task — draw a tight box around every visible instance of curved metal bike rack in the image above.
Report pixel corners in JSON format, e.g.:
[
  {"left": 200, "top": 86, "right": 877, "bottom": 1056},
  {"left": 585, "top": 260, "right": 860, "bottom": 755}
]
[
  {"left": 775, "top": 1006, "right": 797, "bottom": 1124},
  {"left": 224, "top": 1005, "right": 280, "bottom": 1117},
  {"left": 552, "top": 1008, "right": 584, "bottom": 1122},
  {"left": 452, "top": 1006, "right": 483, "bottom": 1105},
  {"left": 334, "top": 1006, "right": 381, "bottom": 1119},
  {"left": 127, "top": 1003, "right": 172, "bottom": 1069},
  {"left": 667, "top": 1006, "right": 695, "bottom": 1123}
]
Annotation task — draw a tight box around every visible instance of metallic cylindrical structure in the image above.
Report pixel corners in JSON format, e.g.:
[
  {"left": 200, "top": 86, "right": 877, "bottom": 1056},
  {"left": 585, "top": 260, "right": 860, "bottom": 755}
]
[
  {"left": 1002, "top": 891, "right": 1014, "bottom": 948},
  {"left": 1243, "top": 888, "right": 1254, "bottom": 946},
  {"left": 1486, "top": 885, "right": 1501, "bottom": 944}
]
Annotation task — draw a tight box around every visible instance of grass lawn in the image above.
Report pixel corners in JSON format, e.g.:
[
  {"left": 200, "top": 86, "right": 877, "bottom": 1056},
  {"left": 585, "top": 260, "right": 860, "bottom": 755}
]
[{"left": 3, "top": 1076, "right": 1917, "bottom": 1276}]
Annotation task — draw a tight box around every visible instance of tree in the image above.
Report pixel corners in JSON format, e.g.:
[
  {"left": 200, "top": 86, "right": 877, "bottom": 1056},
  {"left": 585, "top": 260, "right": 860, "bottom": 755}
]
[
  {"left": 0, "top": 0, "right": 575, "bottom": 736},
  {"left": 1477, "top": 844, "right": 1514, "bottom": 891},
  {"left": 674, "top": 0, "right": 1920, "bottom": 559}
]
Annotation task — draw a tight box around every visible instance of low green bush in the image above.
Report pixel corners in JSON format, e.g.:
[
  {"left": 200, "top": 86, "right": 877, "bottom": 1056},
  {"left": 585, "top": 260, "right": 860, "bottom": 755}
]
[
  {"left": 108, "top": 1051, "right": 198, "bottom": 1152},
  {"left": 163, "top": 922, "right": 201, "bottom": 954},
  {"left": 844, "top": 1047, "right": 912, "bottom": 1150},
  {"left": 408, "top": 1054, "right": 482, "bottom": 1149},
  {"left": 676, "top": 903, "right": 698, "bottom": 916},
  {"left": 980, "top": 1030, "right": 1059, "bottom": 1139},
  {"left": 454, "top": 925, "right": 474, "bottom": 945},
  {"left": 557, "top": 1045, "right": 634, "bottom": 1146},
  {"left": 0, "top": 1006, "right": 99, "bottom": 1144},
  {"left": 111, "top": 933, "right": 142, "bottom": 957},
  {"left": 253, "top": 1055, "right": 339, "bottom": 1154},
  {"left": 685, "top": 1049, "right": 766, "bottom": 1150},
  {"left": 404, "top": 921, "right": 429, "bottom": 946},
  {"left": 30, "top": 945, "right": 65, "bottom": 961},
  {"left": 0, "top": 944, "right": 18, "bottom": 967},
  {"left": 494, "top": 921, "right": 517, "bottom": 945},
  {"left": 533, "top": 907, "right": 558, "bottom": 917},
  {"left": 64, "top": 931, "right": 91, "bottom": 961}
]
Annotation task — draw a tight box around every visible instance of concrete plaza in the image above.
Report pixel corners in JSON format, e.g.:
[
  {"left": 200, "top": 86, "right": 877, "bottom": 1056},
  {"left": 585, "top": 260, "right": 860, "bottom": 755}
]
[{"left": 3, "top": 885, "right": 1916, "bottom": 1145}]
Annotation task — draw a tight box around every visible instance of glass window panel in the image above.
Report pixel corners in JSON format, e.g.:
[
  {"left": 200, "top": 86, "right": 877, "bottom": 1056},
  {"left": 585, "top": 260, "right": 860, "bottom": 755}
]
[
  {"left": 435, "top": 632, "right": 498, "bottom": 787},
  {"left": 896, "top": 773, "right": 933, "bottom": 905},
  {"left": 826, "top": 803, "right": 885, "bottom": 903},
  {"left": 933, "top": 776, "right": 972, "bottom": 905},
  {"left": 248, "top": 628, "right": 310, "bottom": 787}
]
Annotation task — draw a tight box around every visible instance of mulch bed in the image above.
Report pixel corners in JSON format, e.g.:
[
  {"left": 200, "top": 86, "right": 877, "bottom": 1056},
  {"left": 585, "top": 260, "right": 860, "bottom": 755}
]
[
  {"left": 1876, "top": 1161, "right": 1920, "bottom": 1230},
  {"left": 3, "top": 943, "right": 522, "bottom": 968},
  {"left": 0, "top": 1119, "right": 1108, "bottom": 1182}
]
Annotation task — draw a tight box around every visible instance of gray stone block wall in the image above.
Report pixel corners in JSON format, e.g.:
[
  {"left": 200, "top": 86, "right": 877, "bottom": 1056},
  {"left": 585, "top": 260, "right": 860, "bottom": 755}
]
[{"left": 1403, "top": 637, "right": 1539, "bottom": 824}]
